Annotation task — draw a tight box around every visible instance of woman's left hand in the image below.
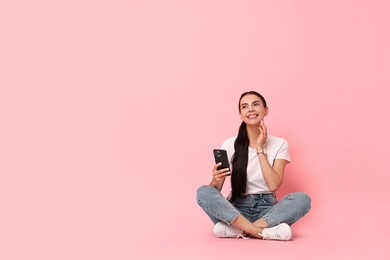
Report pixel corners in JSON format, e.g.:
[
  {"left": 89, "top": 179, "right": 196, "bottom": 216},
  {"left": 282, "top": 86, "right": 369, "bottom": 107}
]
[{"left": 256, "top": 120, "right": 267, "bottom": 149}]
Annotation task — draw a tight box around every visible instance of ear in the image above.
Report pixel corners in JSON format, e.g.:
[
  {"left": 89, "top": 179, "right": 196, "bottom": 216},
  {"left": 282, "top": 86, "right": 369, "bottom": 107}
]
[
  {"left": 264, "top": 107, "right": 269, "bottom": 117},
  {"left": 239, "top": 111, "right": 245, "bottom": 121}
]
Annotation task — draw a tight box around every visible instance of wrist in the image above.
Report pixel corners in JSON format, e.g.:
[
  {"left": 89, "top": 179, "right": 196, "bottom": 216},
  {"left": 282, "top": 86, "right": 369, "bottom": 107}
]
[{"left": 256, "top": 147, "right": 266, "bottom": 155}]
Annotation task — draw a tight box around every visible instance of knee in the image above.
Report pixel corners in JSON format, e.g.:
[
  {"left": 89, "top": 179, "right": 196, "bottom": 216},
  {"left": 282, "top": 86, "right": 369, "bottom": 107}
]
[
  {"left": 196, "top": 185, "right": 214, "bottom": 205},
  {"left": 292, "top": 192, "right": 311, "bottom": 212}
]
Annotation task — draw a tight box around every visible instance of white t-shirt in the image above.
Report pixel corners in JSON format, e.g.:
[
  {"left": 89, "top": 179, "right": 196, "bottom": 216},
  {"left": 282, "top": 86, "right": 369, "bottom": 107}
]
[{"left": 221, "top": 134, "right": 291, "bottom": 194}]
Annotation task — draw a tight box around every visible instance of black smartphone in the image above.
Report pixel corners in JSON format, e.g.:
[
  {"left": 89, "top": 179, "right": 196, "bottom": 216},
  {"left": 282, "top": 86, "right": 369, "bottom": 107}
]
[{"left": 213, "top": 149, "right": 231, "bottom": 175}]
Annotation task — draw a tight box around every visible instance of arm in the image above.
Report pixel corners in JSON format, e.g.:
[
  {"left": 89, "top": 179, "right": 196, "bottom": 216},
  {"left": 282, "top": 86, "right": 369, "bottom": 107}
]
[
  {"left": 257, "top": 155, "right": 287, "bottom": 192},
  {"left": 256, "top": 120, "right": 287, "bottom": 192}
]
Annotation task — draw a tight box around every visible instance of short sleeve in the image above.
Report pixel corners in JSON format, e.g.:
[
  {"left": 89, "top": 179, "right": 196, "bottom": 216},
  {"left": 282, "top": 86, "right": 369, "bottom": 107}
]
[{"left": 275, "top": 140, "right": 291, "bottom": 163}]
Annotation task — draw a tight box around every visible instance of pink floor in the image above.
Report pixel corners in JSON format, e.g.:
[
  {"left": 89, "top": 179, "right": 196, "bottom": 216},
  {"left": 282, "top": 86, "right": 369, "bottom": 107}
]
[
  {"left": 135, "top": 195, "right": 390, "bottom": 260},
  {"left": 1, "top": 195, "right": 389, "bottom": 259}
]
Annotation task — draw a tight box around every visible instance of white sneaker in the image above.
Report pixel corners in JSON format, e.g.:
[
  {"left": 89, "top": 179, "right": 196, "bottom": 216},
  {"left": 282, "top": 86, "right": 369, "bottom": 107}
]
[
  {"left": 260, "top": 223, "right": 292, "bottom": 241},
  {"left": 213, "top": 222, "right": 248, "bottom": 238}
]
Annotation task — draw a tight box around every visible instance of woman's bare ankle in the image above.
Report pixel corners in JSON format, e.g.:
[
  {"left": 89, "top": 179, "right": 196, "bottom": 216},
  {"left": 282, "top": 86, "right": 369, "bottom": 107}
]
[
  {"left": 244, "top": 228, "right": 263, "bottom": 239},
  {"left": 253, "top": 218, "right": 269, "bottom": 229}
]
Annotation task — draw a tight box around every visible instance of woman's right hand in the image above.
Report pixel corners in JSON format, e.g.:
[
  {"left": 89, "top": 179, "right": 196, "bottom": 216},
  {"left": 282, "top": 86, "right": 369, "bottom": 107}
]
[{"left": 210, "top": 163, "right": 231, "bottom": 189}]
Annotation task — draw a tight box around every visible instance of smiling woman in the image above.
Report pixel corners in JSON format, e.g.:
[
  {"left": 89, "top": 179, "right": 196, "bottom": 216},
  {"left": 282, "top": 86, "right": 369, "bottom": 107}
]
[{"left": 196, "top": 91, "right": 311, "bottom": 240}]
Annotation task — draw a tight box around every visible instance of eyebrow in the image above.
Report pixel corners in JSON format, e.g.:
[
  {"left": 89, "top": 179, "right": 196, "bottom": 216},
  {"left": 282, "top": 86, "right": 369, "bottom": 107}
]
[{"left": 240, "top": 100, "right": 261, "bottom": 106}]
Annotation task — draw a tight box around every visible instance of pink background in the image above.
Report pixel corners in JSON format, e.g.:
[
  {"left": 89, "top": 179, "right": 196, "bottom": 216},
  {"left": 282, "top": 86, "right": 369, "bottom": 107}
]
[{"left": 1, "top": 0, "right": 389, "bottom": 259}]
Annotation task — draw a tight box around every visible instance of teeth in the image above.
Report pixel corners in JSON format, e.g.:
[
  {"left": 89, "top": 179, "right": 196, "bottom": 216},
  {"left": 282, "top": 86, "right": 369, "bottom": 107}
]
[{"left": 248, "top": 115, "right": 257, "bottom": 119}]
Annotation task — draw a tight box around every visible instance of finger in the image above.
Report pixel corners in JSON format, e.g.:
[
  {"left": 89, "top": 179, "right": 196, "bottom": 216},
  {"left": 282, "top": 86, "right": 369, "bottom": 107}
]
[
  {"left": 216, "top": 170, "right": 231, "bottom": 178},
  {"left": 213, "top": 165, "right": 229, "bottom": 176},
  {"left": 218, "top": 168, "right": 230, "bottom": 173},
  {"left": 214, "top": 167, "right": 230, "bottom": 175},
  {"left": 212, "top": 162, "right": 222, "bottom": 171},
  {"left": 259, "top": 126, "right": 265, "bottom": 137},
  {"left": 259, "top": 121, "right": 265, "bottom": 131},
  {"left": 222, "top": 171, "right": 231, "bottom": 176},
  {"left": 260, "top": 120, "right": 267, "bottom": 136}
]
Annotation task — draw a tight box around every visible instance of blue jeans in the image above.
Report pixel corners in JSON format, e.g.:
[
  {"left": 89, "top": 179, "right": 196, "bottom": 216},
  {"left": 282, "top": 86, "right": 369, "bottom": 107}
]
[{"left": 196, "top": 185, "right": 311, "bottom": 227}]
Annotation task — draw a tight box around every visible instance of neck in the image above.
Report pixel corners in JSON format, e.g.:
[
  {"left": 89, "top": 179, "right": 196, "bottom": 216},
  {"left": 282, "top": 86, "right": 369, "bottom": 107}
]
[{"left": 246, "top": 124, "right": 260, "bottom": 147}]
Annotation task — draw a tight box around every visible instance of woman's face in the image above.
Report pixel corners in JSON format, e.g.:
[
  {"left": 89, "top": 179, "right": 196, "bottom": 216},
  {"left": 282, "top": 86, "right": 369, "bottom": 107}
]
[{"left": 239, "top": 94, "right": 268, "bottom": 125}]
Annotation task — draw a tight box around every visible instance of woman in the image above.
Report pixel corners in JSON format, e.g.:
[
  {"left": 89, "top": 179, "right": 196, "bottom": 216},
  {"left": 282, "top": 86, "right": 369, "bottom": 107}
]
[{"left": 196, "top": 91, "right": 311, "bottom": 240}]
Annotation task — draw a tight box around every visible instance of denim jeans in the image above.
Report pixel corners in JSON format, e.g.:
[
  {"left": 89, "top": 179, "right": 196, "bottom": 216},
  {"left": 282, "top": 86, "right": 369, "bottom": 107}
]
[{"left": 196, "top": 185, "right": 311, "bottom": 227}]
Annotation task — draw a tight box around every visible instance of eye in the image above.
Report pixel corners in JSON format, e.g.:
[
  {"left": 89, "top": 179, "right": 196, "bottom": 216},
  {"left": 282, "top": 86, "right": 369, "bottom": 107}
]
[{"left": 241, "top": 104, "right": 248, "bottom": 109}]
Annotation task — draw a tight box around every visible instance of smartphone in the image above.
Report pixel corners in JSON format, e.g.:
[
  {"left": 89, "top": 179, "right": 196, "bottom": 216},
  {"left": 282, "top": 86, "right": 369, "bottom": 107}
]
[{"left": 213, "top": 149, "right": 231, "bottom": 175}]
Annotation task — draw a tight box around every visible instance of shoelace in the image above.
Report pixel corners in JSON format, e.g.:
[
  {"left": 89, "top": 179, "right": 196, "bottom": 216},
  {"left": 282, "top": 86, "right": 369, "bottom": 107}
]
[
  {"left": 236, "top": 234, "right": 250, "bottom": 239},
  {"left": 260, "top": 227, "right": 279, "bottom": 239},
  {"left": 224, "top": 226, "right": 242, "bottom": 236},
  {"left": 223, "top": 225, "right": 250, "bottom": 239}
]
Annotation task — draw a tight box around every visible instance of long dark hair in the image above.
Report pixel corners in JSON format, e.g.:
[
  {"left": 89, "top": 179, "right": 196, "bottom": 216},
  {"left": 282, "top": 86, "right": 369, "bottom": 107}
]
[{"left": 230, "top": 91, "right": 267, "bottom": 202}]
